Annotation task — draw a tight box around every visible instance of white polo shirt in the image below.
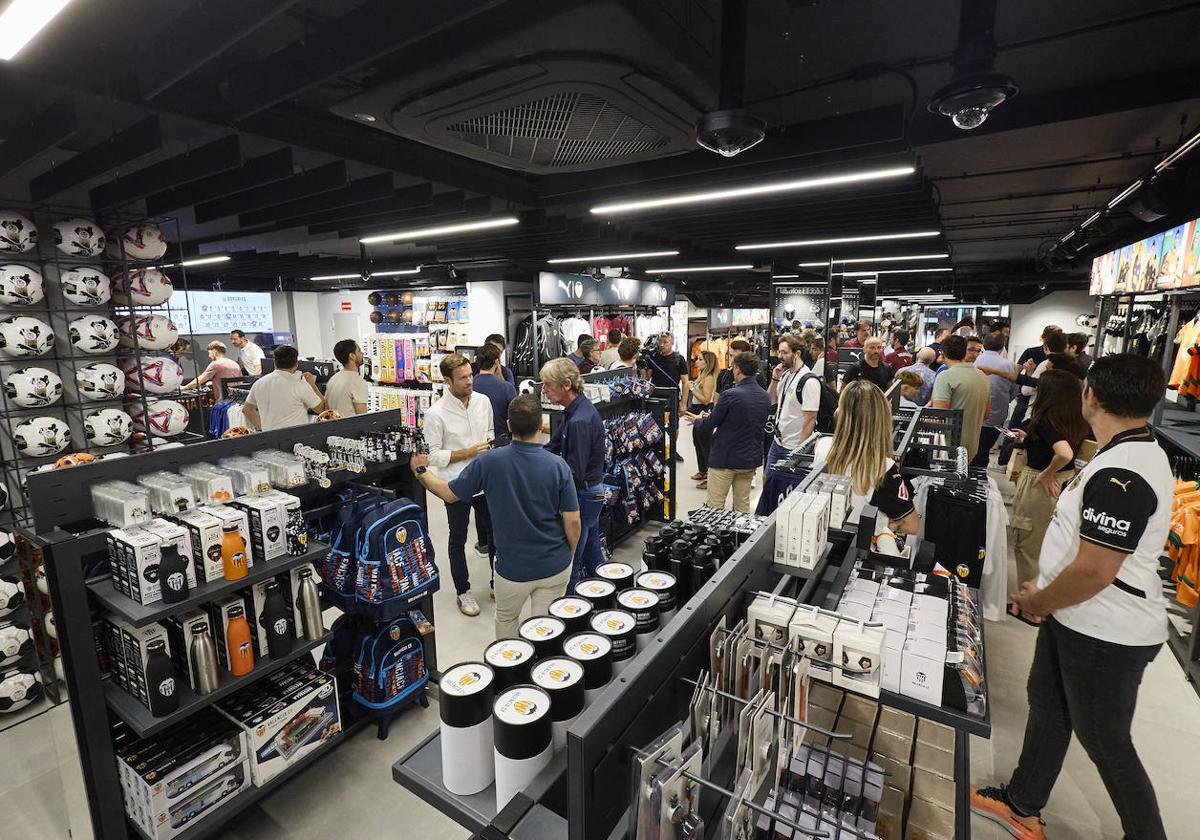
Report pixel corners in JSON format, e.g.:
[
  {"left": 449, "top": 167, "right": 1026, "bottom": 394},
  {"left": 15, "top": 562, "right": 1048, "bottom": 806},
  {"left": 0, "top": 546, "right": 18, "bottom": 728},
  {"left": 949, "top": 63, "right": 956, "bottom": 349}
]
[
  {"left": 238, "top": 340, "right": 265, "bottom": 375},
  {"left": 1037, "top": 427, "right": 1171, "bottom": 646},
  {"left": 774, "top": 367, "right": 823, "bottom": 450},
  {"left": 245, "top": 369, "right": 320, "bottom": 430}
]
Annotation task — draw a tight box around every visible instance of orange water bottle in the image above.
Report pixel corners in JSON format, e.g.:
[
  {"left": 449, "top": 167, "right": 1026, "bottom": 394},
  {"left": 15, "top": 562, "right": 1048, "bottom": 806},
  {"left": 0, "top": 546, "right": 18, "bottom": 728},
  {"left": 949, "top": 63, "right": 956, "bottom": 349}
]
[
  {"left": 226, "top": 605, "right": 254, "bottom": 677},
  {"left": 221, "top": 524, "right": 248, "bottom": 581}
]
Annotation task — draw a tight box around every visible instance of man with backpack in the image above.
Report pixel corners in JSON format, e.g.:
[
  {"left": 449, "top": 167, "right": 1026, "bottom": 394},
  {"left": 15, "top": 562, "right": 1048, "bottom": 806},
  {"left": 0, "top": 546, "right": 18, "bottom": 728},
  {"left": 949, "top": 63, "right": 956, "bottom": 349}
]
[
  {"left": 411, "top": 394, "right": 581, "bottom": 639},
  {"left": 766, "top": 335, "right": 827, "bottom": 473}
]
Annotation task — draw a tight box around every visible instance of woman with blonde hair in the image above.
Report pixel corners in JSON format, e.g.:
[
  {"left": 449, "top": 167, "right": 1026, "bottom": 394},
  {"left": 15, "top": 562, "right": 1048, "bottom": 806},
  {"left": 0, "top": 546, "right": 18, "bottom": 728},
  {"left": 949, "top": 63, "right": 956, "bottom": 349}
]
[
  {"left": 813, "top": 380, "right": 920, "bottom": 534},
  {"left": 689, "top": 350, "right": 719, "bottom": 486}
]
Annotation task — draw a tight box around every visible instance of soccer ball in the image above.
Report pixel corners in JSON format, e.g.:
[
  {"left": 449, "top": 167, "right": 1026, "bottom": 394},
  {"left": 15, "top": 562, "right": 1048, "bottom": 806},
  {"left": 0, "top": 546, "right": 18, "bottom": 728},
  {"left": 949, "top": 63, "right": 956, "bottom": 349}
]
[
  {"left": 76, "top": 362, "right": 124, "bottom": 400},
  {"left": 121, "top": 356, "right": 183, "bottom": 394},
  {"left": 61, "top": 266, "right": 112, "bottom": 306},
  {"left": 5, "top": 367, "right": 63, "bottom": 408},
  {"left": 0, "top": 531, "right": 13, "bottom": 564},
  {"left": 0, "top": 667, "right": 41, "bottom": 713},
  {"left": 0, "top": 316, "right": 54, "bottom": 357},
  {"left": 107, "top": 223, "right": 168, "bottom": 260},
  {"left": 69, "top": 315, "right": 119, "bottom": 354},
  {"left": 53, "top": 218, "right": 105, "bottom": 257},
  {"left": 114, "top": 268, "right": 173, "bottom": 306},
  {"left": 0, "top": 483, "right": 7, "bottom": 513},
  {"left": 13, "top": 416, "right": 71, "bottom": 457},
  {"left": 130, "top": 400, "right": 189, "bottom": 437},
  {"left": 118, "top": 315, "right": 178, "bottom": 351},
  {"left": 0, "top": 577, "right": 24, "bottom": 619},
  {"left": 43, "top": 613, "right": 55, "bottom": 640},
  {"left": 0, "top": 264, "right": 45, "bottom": 306},
  {"left": 0, "top": 211, "right": 36, "bottom": 254},
  {"left": 518, "top": 379, "right": 537, "bottom": 395},
  {"left": 84, "top": 408, "right": 133, "bottom": 447},
  {"left": 0, "top": 621, "right": 33, "bottom": 667}
]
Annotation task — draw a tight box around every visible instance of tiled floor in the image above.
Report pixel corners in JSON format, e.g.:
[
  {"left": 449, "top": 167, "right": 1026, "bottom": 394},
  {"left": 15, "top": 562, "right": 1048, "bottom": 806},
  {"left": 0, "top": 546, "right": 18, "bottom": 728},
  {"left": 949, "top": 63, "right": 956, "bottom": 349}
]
[{"left": 3, "top": 432, "right": 1197, "bottom": 839}]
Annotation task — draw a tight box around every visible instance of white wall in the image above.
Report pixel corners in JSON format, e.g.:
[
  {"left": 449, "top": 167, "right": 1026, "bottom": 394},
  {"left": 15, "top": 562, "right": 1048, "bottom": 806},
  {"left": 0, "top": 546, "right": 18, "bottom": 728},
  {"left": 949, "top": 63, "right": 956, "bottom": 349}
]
[
  {"left": 1010, "top": 291, "right": 1095, "bottom": 355},
  {"left": 466, "top": 280, "right": 505, "bottom": 345},
  {"left": 315, "top": 290, "right": 374, "bottom": 358},
  {"left": 290, "top": 292, "right": 321, "bottom": 357}
]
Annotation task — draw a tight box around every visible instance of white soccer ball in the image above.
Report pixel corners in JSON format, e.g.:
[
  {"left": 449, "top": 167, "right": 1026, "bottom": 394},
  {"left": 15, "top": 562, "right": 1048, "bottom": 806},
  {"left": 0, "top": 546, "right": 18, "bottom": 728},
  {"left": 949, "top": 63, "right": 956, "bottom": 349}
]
[
  {"left": 0, "top": 316, "right": 54, "bottom": 357},
  {"left": 121, "top": 356, "right": 183, "bottom": 394},
  {"left": 35, "top": 566, "right": 47, "bottom": 596},
  {"left": 0, "top": 211, "right": 36, "bottom": 254},
  {"left": 53, "top": 218, "right": 105, "bottom": 257},
  {"left": 69, "top": 315, "right": 119, "bottom": 354},
  {"left": 118, "top": 315, "right": 178, "bottom": 351},
  {"left": 0, "top": 577, "right": 24, "bottom": 619},
  {"left": 0, "top": 667, "right": 41, "bottom": 713},
  {"left": 13, "top": 416, "right": 71, "bottom": 457},
  {"left": 107, "top": 223, "right": 168, "bottom": 261},
  {"left": 0, "top": 483, "right": 7, "bottom": 513},
  {"left": 60, "top": 266, "right": 112, "bottom": 306},
  {"left": 75, "top": 362, "right": 124, "bottom": 400},
  {"left": 114, "top": 268, "right": 173, "bottom": 306},
  {"left": 518, "top": 378, "right": 537, "bottom": 395},
  {"left": 130, "top": 399, "right": 189, "bottom": 437},
  {"left": 0, "top": 531, "right": 12, "bottom": 564},
  {"left": 0, "top": 264, "right": 45, "bottom": 306},
  {"left": 4, "top": 367, "right": 63, "bottom": 408},
  {"left": 0, "top": 622, "right": 33, "bottom": 668},
  {"left": 84, "top": 408, "right": 133, "bottom": 447}
]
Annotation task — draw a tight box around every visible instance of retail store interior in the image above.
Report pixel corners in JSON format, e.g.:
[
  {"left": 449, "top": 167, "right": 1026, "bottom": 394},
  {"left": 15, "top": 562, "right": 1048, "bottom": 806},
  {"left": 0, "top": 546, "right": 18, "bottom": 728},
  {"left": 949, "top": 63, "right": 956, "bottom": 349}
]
[{"left": 1, "top": 2, "right": 1199, "bottom": 839}]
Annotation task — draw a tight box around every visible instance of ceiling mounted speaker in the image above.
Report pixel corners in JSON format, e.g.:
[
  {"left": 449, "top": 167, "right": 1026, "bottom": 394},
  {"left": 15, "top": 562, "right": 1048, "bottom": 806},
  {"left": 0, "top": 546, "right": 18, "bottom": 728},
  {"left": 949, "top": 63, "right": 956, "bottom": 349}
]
[{"left": 1127, "top": 183, "right": 1171, "bottom": 223}]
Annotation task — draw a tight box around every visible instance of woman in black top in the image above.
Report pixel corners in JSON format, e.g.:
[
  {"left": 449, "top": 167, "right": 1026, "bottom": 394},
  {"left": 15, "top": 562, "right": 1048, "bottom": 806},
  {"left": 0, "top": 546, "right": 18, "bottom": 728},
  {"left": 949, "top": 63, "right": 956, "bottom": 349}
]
[{"left": 1009, "top": 370, "right": 1090, "bottom": 589}]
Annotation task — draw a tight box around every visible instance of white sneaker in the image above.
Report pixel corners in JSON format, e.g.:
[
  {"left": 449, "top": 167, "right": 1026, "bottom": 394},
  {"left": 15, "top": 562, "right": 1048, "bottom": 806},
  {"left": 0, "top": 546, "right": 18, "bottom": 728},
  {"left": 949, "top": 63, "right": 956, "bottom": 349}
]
[{"left": 457, "top": 593, "right": 481, "bottom": 617}]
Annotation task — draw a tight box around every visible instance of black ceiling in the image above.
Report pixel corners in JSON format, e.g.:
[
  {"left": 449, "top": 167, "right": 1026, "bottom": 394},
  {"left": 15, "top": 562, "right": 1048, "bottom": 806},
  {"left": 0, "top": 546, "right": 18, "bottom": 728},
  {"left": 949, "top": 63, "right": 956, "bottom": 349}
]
[{"left": 0, "top": 0, "right": 1197, "bottom": 304}]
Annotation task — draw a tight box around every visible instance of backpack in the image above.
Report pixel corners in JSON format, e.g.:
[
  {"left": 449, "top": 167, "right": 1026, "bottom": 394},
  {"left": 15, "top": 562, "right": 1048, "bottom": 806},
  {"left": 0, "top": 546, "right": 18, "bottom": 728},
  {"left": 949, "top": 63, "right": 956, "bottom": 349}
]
[
  {"left": 351, "top": 615, "right": 427, "bottom": 711},
  {"left": 319, "top": 492, "right": 389, "bottom": 598},
  {"left": 353, "top": 497, "right": 439, "bottom": 620},
  {"left": 798, "top": 373, "right": 838, "bottom": 433}
]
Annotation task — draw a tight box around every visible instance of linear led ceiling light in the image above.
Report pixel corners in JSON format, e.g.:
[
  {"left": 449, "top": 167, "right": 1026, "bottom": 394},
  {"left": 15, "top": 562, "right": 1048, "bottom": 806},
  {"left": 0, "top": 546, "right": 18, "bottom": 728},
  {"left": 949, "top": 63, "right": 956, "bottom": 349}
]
[
  {"left": 310, "top": 273, "right": 364, "bottom": 281},
  {"left": 736, "top": 231, "right": 940, "bottom": 251},
  {"left": 648, "top": 265, "right": 753, "bottom": 274},
  {"left": 161, "top": 255, "right": 231, "bottom": 268},
  {"left": 371, "top": 267, "right": 422, "bottom": 277},
  {"left": 590, "top": 165, "right": 915, "bottom": 215},
  {"left": 546, "top": 250, "right": 678, "bottom": 264},
  {"left": 797, "top": 253, "right": 949, "bottom": 267},
  {"left": 836, "top": 267, "right": 954, "bottom": 276},
  {"left": 0, "top": 0, "right": 75, "bottom": 61},
  {"left": 359, "top": 216, "right": 519, "bottom": 245}
]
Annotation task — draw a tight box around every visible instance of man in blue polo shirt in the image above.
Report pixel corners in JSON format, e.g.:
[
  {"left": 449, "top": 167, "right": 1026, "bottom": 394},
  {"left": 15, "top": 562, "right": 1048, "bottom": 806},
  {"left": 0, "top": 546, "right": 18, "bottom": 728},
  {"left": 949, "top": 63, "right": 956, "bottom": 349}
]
[{"left": 411, "top": 394, "right": 581, "bottom": 638}]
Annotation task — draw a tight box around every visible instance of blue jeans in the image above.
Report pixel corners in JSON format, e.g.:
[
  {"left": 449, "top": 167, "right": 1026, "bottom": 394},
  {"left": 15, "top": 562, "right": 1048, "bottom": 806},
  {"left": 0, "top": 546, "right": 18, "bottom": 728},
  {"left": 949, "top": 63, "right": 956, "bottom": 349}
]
[
  {"left": 569, "top": 485, "right": 606, "bottom": 591},
  {"left": 765, "top": 440, "right": 792, "bottom": 473}
]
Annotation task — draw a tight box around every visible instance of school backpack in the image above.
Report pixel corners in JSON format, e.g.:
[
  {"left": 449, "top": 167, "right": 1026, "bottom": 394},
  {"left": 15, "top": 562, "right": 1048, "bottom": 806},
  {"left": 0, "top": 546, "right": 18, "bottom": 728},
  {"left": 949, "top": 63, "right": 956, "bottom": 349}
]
[
  {"left": 351, "top": 615, "right": 427, "bottom": 712},
  {"left": 799, "top": 373, "right": 838, "bottom": 433}
]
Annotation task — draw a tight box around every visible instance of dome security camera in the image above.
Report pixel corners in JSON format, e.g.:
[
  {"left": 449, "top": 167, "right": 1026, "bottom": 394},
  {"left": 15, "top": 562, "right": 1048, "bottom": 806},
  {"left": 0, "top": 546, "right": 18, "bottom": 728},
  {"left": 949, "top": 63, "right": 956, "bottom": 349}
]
[{"left": 695, "top": 109, "right": 766, "bottom": 158}]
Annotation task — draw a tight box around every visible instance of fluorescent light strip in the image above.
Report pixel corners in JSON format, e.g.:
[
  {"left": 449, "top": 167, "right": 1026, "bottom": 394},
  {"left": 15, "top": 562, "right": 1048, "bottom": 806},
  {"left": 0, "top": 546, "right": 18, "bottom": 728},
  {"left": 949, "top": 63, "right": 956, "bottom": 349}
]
[
  {"left": 1156, "top": 128, "right": 1200, "bottom": 173},
  {"left": 166, "top": 255, "right": 231, "bottom": 268},
  {"left": 1107, "top": 180, "right": 1143, "bottom": 209},
  {"left": 1082, "top": 212, "right": 1101, "bottom": 228},
  {"left": 836, "top": 267, "right": 955, "bottom": 276},
  {"left": 735, "top": 230, "right": 939, "bottom": 251},
  {"left": 648, "top": 265, "right": 752, "bottom": 274},
  {"left": 310, "top": 273, "right": 364, "bottom": 281},
  {"left": 797, "top": 253, "right": 949, "bottom": 267},
  {"left": 772, "top": 274, "right": 800, "bottom": 279},
  {"left": 0, "top": 0, "right": 75, "bottom": 61},
  {"left": 546, "top": 250, "right": 679, "bottom": 264},
  {"left": 372, "top": 268, "right": 421, "bottom": 277},
  {"left": 359, "top": 216, "right": 518, "bottom": 245},
  {"left": 590, "top": 165, "right": 916, "bottom": 215}
]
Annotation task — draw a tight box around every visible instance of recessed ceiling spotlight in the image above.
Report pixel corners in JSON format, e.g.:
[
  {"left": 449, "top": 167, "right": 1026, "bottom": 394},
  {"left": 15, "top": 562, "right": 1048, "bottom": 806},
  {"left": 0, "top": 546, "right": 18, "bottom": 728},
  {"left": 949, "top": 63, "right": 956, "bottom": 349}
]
[
  {"left": 736, "top": 231, "right": 940, "bottom": 250},
  {"left": 546, "top": 250, "right": 679, "bottom": 264},
  {"left": 359, "top": 216, "right": 519, "bottom": 245},
  {"left": 354, "top": 113, "right": 377, "bottom": 123}
]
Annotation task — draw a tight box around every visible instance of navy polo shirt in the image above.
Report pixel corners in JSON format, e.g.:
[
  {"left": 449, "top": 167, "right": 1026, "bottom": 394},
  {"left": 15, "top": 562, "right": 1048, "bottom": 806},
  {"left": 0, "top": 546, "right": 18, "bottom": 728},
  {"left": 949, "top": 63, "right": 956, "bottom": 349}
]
[
  {"left": 472, "top": 372, "right": 517, "bottom": 440},
  {"left": 546, "top": 393, "right": 607, "bottom": 489},
  {"left": 449, "top": 441, "right": 579, "bottom": 581},
  {"left": 697, "top": 377, "right": 772, "bottom": 470}
]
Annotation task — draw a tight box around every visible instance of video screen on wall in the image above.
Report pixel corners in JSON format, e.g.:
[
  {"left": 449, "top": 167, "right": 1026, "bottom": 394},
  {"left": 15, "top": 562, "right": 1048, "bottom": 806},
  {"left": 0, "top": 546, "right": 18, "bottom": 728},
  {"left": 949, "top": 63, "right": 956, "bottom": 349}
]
[
  {"left": 156, "top": 290, "right": 275, "bottom": 335},
  {"left": 1089, "top": 217, "right": 1200, "bottom": 294}
]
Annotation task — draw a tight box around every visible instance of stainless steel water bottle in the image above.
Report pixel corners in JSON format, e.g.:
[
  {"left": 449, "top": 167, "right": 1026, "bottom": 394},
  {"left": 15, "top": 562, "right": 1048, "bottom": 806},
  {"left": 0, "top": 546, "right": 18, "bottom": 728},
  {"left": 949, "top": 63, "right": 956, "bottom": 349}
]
[
  {"left": 189, "top": 621, "right": 219, "bottom": 695},
  {"left": 297, "top": 568, "right": 324, "bottom": 640}
]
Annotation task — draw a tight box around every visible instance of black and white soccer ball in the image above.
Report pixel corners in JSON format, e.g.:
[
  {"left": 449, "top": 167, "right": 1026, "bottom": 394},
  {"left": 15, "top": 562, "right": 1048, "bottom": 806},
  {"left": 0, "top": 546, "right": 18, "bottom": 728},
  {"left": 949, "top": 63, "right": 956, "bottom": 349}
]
[
  {"left": 69, "top": 315, "right": 120, "bottom": 354},
  {"left": 0, "top": 531, "right": 12, "bottom": 564},
  {"left": 0, "top": 316, "right": 55, "bottom": 357},
  {"left": 5, "top": 367, "right": 63, "bottom": 408},
  {"left": 106, "top": 223, "right": 168, "bottom": 261},
  {"left": 76, "top": 362, "right": 124, "bottom": 400},
  {"left": 0, "top": 211, "right": 36, "bottom": 254},
  {"left": 0, "top": 577, "right": 24, "bottom": 619},
  {"left": 53, "top": 218, "right": 106, "bottom": 258},
  {"left": 60, "top": 266, "right": 112, "bottom": 306},
  {"left": 13, "top": 416, "right": 71, "bottom": 458},
  {"left": 0, "top": 621, "right": 33, "bottom": 667},
  {"left": 0, "top": 484, "right": 8, "bottom": 514},
  {"left": 0, "top": 667, "right": 42, "bottom": 713},
  {"left": 84, "top": 408, "right": 133, "bottom": 447},
  {"left": 43, "top": 612, "right": 55, "bottom": 640},
  {"left": 0, "top": 264, "right": 45, "bottom": 306},
  {"left": 120, "top": 355, "right": 183, "bottom": 394},
  {"left": 118, "top": 315, "right": 178, "bottom": 351},
  {"left": 114, "top": 268, "right": 173, "bottom": 306}
]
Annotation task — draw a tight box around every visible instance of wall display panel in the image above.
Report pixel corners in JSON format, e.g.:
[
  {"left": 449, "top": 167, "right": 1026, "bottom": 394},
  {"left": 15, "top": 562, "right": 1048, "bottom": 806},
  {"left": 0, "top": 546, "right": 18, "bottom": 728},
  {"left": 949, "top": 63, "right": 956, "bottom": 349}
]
[
  {"left": 1090, "top": 214, "right": 1200, "bottom": 294},
  {"left": 536, "top": 273, "right": 675, "bottom": 307},
  {"left": 771, "top": 284, "right": 826, "bottom": 329}
]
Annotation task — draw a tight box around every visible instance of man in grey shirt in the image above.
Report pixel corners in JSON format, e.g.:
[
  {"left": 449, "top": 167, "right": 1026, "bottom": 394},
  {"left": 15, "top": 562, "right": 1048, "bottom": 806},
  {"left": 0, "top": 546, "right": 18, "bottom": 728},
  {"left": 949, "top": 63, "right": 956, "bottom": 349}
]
[{"left": 972, "top": 332, "right": 1019, "bottom": 469}]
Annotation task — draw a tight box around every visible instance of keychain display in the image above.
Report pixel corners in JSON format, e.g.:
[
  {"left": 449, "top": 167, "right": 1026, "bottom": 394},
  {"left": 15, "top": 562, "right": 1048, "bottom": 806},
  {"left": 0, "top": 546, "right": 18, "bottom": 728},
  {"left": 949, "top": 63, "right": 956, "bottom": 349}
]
[
  {"left": 293, "top": 443, "right": 332, "bottom": 486},
  {"left": 323, "top": 436, "right": 366, "bottom": 474}
]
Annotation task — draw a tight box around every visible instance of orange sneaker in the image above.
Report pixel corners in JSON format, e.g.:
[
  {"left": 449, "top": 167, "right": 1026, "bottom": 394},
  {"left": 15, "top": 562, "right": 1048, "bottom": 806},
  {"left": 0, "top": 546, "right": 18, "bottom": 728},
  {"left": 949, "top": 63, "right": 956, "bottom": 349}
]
[{"left": 970, "top": 786, "right": 1047, "bottom": 840}]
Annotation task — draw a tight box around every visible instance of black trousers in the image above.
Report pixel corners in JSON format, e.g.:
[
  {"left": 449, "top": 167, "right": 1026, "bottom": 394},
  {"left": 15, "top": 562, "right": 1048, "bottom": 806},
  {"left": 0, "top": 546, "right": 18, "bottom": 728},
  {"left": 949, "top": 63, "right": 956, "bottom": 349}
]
[
  {"left": 690, "top": 400, "right": 713, "bottom": 473},
  {"left": 1007, "top": 617, "right": 1166, "bottom": 840},
  {"left": 971, "top": 425, "right": 1002, "bottom": 469},
  {"left": 445, "top": 494, "right": 494, "bottom": 595}
]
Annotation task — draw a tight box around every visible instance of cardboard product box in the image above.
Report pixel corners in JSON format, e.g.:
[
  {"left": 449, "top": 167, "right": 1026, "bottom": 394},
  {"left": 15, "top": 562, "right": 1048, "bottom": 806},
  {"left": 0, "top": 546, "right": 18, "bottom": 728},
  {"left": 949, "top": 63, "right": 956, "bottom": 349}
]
[
  {"left": 899, "top": 638, "right": 947, "bottom": 706},
  {"left": 748, "top": 594, "right": 794, "bottom": 648},
  {"left": 107, "top": 527, "right": 165, "bottom": 605},
  {"left": 912, "top": 767, "right": 955, "bottom": 811},
  {"left": 829, "top": 741, "right": 868, "bottom": 765},
  {"left": 135, "top": 759, "right": 251, "bottom": 840},
  {"left": 800, "top": 492, "right": 830, "bottom": 569},
  {"left": 870, "top": 725, "right": 913, "bottom": 765},
  {"left": 207, "top": 596, "right": 248, "bottom": 672},
  {"left": 167, "top": 508, "right": 227, "bottom": 584},
  {"left": 806, "top": 702, "right": 838, "bottom": 734},
  {"left": 774, "top": 491, "right": 801, "bottom": 566},
  {"left": 838, "top": 718, "right": 874, "bottom": 752},
  {"left": 877, "top": 706, "right": 916, "bottom": 740},
  {"left": 874, "top": 784, "right": 907, "bottom": 840},
  {"left": 913, "top": 740, "right": 955, "bottom": 780},
  {"left": 139, "top": 518, "right": 198, "bottom": 594},
  {"left": 179, "top": 464, "right": 236, "bottom": 506},
  {"left": 102, "top": 615, "right": 171, "bottom": 709},
  {"left": 907, "top": 614, "right": 949, "bottom": 644},
  {"left": 91, "top": 480, "right": 153, "bottom": 528},
  {"left": 229, "top": 494, "right": 287, "bottom": 562},
  {"left": 839, "top": 694, "right": 879, "bottom": 728},
  {"left": 216, "top": 666, "right": 341, "bottom": 786},
  {"left": 905, "top": 795, "right": 955, "bottom": 840},
  {"left": 137, "top": 472, "right": 197, "bottom": 516},
  {"left": 202, "top": 505, "right": 255, "bottom": 572},
  {"left": 163, "top": 610, "right": 211, "bottom": 691},
  {"left": 916, "top": 718, "right": 956, "bottom": 753},
  {"left": 870, "top": 751, "right": 913, "bottom": 796},
  {"left": 832, "top": 620, "right": 885, "bottom": 698},
  {"left": 808, "top": 681, "right": 844, "bottom": 713}
]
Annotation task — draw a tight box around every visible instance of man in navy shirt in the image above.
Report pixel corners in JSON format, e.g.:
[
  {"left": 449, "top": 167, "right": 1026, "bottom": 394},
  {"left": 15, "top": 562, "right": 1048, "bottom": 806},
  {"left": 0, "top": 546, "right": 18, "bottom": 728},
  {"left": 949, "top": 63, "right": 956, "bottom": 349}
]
[
  {"left": 542, "top": 356, "right": 608, "bottom": 590},
  {"left": 469, "top": 342, "right": 518, "bottom": 565},
  {"left": 689, "top": 352, "right": 771, "bottom": 512},
  {"left": 485, "top": 333, "right": 516, "bottom": 387},
  {"left": 412, "top": 394, "right": 581, "bottom": 638}
]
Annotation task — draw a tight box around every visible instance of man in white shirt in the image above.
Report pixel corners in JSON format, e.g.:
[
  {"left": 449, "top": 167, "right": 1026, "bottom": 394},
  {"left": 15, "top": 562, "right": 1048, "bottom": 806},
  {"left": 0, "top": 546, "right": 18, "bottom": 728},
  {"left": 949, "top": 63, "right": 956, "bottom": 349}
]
[
  {"left": 325, "top": 339, "right": 369, "bottom": 416},
  {"left": 242, "top": 345, "right": 325, "bottom": 431},
  {"left": 422, "top": 353, "right": 494, "bottom": 617},
  {"left": 973, "top": 354, "right": 1171, "bottom": 840},
  {"left": 230, "top": 329, "right": 264, "bottom": 376},
  {"left": 766, "top": 335, "right": 822, "bottom": 473}
]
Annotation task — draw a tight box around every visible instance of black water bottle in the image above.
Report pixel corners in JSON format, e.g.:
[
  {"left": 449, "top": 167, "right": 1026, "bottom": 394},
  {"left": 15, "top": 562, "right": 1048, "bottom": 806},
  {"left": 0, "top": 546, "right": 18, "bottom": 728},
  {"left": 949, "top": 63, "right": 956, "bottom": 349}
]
[
  {"left": 144, "top": 640, "right": 180, "bottom": 717},
  {"left": 668, "top": 539, "right": 693, "bottom": 601},
  {"left": 158, "top": 539, "right": 190, "bottom": 604},
  {"left": 702, "top": 535, "right": 729, "bottom": 563},
  {"left": 260, "top": 581, "right": 295, "bottom": 660},
  {"left": 691, "top": 544, "right": 718, "bottom": 592}
]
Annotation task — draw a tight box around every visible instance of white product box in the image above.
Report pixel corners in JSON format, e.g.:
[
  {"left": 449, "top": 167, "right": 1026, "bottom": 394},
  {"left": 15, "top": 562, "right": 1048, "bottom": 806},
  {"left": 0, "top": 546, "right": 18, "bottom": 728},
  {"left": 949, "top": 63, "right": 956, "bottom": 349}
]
[
  {"left": 102, "top": 615, "right": 171, "bottom": 709},
  {"left": 167, "top": 508, "right": 227, "bottom": 584},
  {"left": 800, "top": 493, "right": 829, "bottom": 569},
  {"left": 788, "top": 607, "right": 839, "bottom": 682},
  {"left": 899, "top": 637, "right": 947, "bottom": 705},
  {"left": 832, "top": 620, "right": 885, "bottom": 697},
  {"left": 845, "top": 577, "right": 880, "bottom": 598},
  {"left": 911, "top": 594, "right": 950, "bottom": 625},
  {"left": 907, "top": 615, "right": 948, "bottom": 644},
  {"left": 748, "top": 593, "right": 794, "bottom": 647},
  {"left": 872, "top": 598, "right": 912, "bottom": 622},
  {"left": 202, "top": 505, "right": 255, "bottom": 572},
  {"left": 774, "top": 492, "right": 801, "bottom": 566},
  {"left": 839, "top": 588, "right": 875, "bottom": 609},
  {"left": 229, "top": 494, "right": 287, "bottom": 561},
  {"left": 106, "top": 527, "right": 160, "bottom": 603},
  {"left": 786, "top": 493, "right": 814, "bottom": 568},
  {"left": 133, "top": 759, "right": 251, "bottom": 840},
  {"left": 137, "top": 472, "right": 197, "bottom": 516},
  {"left": 838, "top": 602, "right": 873, "bottom": 623},
  {"left": 878, "top": 586, "right": 913, "bottom": 607},
  {"left": 179, "top": 464, "right": 235, "bottom": 506},
  {"left": 874, "top": 611, "right": 910, "bottom": 637},
  {"left": 138, "top": 518, "right": 198, "bottom": 593},
  {"left": 92, "top": 480, "right": 152, "bottom": 528},
  {"left": 880, "top": 632, "right": 905, "bottom": 694}
]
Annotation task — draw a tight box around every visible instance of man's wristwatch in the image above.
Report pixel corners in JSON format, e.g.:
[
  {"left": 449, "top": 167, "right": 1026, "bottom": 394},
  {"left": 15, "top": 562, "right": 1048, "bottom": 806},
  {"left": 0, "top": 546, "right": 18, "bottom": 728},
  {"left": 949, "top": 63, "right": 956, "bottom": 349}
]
[{"left": 414, "top": 465, "right": 427, "bottom": 475}]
